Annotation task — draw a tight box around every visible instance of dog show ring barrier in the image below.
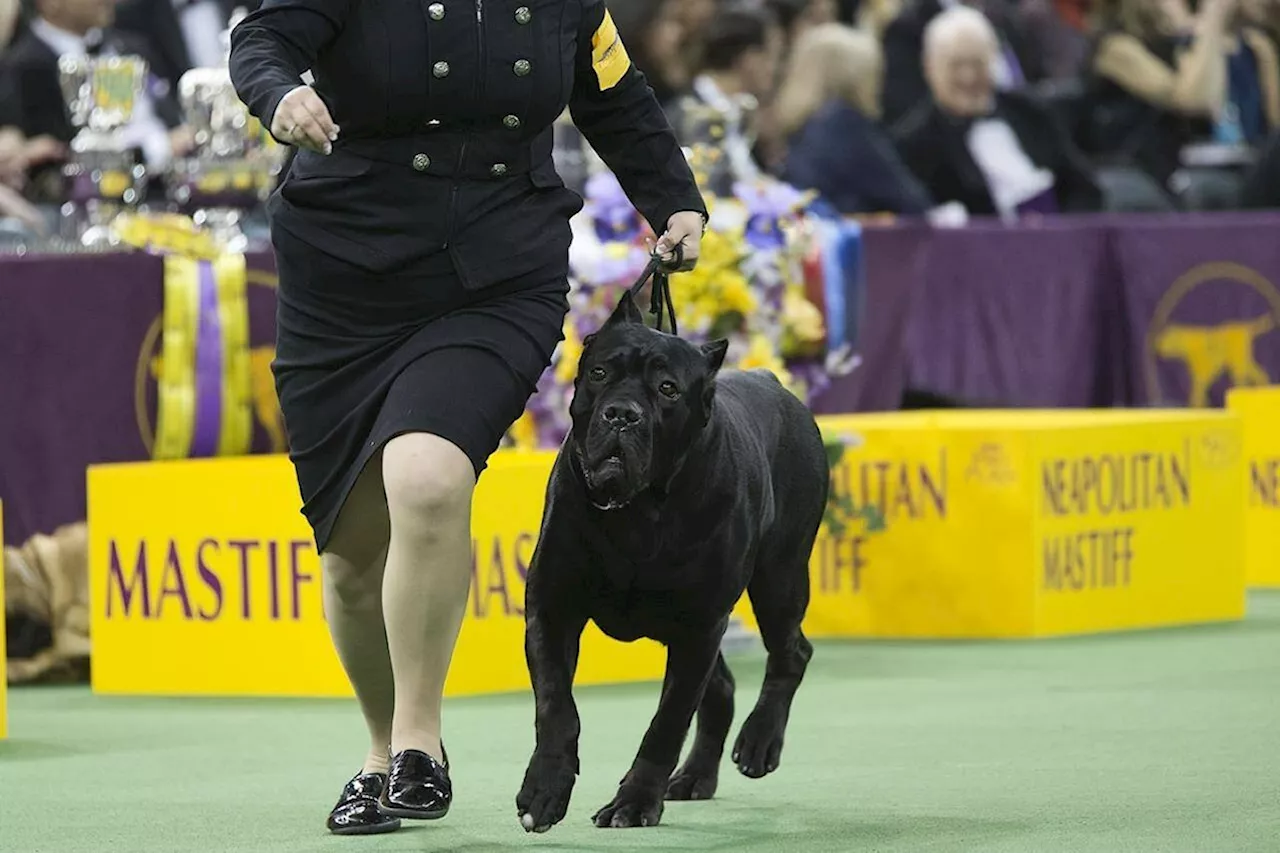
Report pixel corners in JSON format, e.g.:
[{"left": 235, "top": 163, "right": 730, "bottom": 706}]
[
  {"left": 1226, "top": 386, "right": 1280, "bottom": 588},
  {"left": 776, "top": 410, "right": 1248, "bottom": 639},
  {"left": 85, "top": 406, "right": 1261, "bottom": 699},
  {"left": 86, "top": 452, "right": 665, "bottom": 698}
]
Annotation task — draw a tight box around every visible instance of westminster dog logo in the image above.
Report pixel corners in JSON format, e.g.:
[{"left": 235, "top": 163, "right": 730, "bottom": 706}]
[
  {"left": 1146, "top": 262, "right": 1280, "bottom": 408},
  {"left": 1154, "top": 316, "right": 1275, "bottom": 409}
]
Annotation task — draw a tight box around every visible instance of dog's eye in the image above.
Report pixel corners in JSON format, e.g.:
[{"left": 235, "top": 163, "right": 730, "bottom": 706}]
[
  {"left": 659, "top": 380, "right": 680, "bottom": 399},
  {"left": 589, "top": 366, "right": 607, "bottom": 382}
]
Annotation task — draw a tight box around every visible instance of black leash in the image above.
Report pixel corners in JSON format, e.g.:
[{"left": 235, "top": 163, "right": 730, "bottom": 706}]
[{"left": 627, "top": 243, "right": 683, "bottom": 337}]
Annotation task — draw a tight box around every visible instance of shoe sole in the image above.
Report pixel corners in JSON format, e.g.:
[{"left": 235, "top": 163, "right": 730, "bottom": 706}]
[
  {"left": 377, "top": 802, "right": 450, "bottom": 821},
  {"left": 329, "top": 819, "right": 402, "bottom": 836}
]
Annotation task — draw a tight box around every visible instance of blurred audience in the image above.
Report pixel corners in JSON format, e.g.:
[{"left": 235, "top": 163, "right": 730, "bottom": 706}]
[
  {"left": 611, "top": 0, "right": 719, "bottom": 107},
  {"left": 881, "top": 0, "right": 1045, "bottom": 125},
  {"left": 777, "top": 23, "right": 934, "bottom": 213},
  {"left": 768, "top": 0, "right": 842, "bottom": 42},
  {"left": 857, "top": 0, "right": 907, "bottom": 36},
  {"left": 1, "top": 0, "right": 24, "bottom": 48},
  {"left": 1079, "top": 0, "right": 1274, "bottom": 209},
  {"left": 668, "top": 5, "right": 785, "bottom": 190},
  {"left": 1016, "top": 0, "right": 1092, "bottom": 79},
  {"left": 891, "top": 6, "right": 1103, "bottom": 217},
  {"left": 113, "top": 0, "right": 257, "bottom": 95},
  {"left": 1, "top": 0, "right": 193, "bottom": 201}
]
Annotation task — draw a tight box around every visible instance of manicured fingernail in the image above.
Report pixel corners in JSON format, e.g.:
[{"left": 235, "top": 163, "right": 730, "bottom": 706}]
[
  {"left": 329, "top": 129, "right": 338, "bottom": 141},
  {"left": 323, "top": 142, "right": 332, "bottom": 154}
]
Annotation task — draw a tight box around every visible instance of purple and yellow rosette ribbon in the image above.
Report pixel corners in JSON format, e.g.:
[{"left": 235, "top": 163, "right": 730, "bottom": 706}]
[{"left": 113, "top": 213, "right": 253, "bottom": 459}]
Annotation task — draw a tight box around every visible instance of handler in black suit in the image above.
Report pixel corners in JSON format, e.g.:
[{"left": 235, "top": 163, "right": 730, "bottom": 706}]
[
  {"left": 892, "top": 6, "right": 1100, "bottom": 217},
  {"left": 114, "top": 0, "right": 261, "bottom": 94},
  {"left": 228, "top": 0, "right": 706, "bottom": 836},
  {"left": 1, "top": 0, "right": 190, "bottom": 197}
]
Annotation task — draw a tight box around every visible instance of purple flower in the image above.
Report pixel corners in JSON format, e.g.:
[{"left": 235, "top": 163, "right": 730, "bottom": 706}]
[{"left": 586, "top": 171, "right": 645, "bottom": 243}]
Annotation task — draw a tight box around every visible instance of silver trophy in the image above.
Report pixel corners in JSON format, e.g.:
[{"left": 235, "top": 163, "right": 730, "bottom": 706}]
[
  {"left": 57, "top": 53, "right": 149, "bottom": 248},
  {"left": 167, "top": 8, "right": 284, "bottom": 251}
]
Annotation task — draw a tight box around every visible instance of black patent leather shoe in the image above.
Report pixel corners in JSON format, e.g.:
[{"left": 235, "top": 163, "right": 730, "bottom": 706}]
[
  {"left": 327, "top": 772, "right": 402, "bottom": 835},
  {"left": 378, "top": 746, "right": 452, "bottom": 820}
]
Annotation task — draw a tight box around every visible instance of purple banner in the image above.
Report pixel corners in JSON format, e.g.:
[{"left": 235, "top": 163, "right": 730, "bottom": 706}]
[
  {"left": 901, "top": 218, "right": 1129, "bottom": 408},
  {"left": 0, "top": 251, "right": 281, "bottom": 546}
]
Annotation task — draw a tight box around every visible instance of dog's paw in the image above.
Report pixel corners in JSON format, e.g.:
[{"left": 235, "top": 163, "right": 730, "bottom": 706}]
[
  {"left": 665, "top": 761, "right": 719, "bottom": 801},
  {"left": 592, "top": 785, "right": 665, "bottom": 828},
  {"left": 732, "top": 706, "right": 787, "bottom": 779},
  {"left": 515, "top": 751, "right": 577, "bottom": 833}
]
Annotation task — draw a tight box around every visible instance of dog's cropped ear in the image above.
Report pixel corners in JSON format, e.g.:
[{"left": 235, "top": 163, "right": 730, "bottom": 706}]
[
  {"left": 606, "top": 289, "right": 645, "bottom": 326},
  {"left": 700, "top": 339, "right": 729, "bottom": 375}
]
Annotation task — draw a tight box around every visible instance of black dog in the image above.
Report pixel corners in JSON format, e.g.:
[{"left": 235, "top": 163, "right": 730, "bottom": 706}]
[{"left": 515, "top": 291, "right": 830, "bottom": 832}]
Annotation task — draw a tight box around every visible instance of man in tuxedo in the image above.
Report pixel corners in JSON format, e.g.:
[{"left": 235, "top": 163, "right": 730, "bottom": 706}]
[
  {"left": 0, "top": 0, "right": 193, "bottom": 199},
  {"left": 880, "top": 0, "right": 1043, "bottom": 126},
  {"left": 890, "top": 6, "right": 1101, "bottom": 218},
  {"left": 114, "top": 0, "right": 260, "bottom": 94}
]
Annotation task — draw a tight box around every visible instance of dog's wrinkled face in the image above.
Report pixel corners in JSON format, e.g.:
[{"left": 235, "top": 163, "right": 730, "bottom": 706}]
[{"left": 569, "top": 291, "right": 729, "bottom": 511}]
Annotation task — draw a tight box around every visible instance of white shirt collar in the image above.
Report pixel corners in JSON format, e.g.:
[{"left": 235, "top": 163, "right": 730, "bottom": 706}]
[{"left": 29, "top": 17, "right": 102, "bottom": 58}]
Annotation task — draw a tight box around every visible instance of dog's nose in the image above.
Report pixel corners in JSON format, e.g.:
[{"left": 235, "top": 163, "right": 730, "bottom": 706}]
[{"left": 602, "top": 401, "right": 643, "bottom": 429}]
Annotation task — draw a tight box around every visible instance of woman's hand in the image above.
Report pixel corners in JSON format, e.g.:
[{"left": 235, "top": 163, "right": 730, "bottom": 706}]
[
  {"left": 270, "top": 85, "right": 339, "bottom": 154},
  {"left": 655, "top": 211, "right": 704, "bottom": 271}
]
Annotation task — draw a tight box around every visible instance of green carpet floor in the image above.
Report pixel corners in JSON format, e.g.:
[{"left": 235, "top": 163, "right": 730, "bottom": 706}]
[{"left": 3, "top": 595, "right": 1279, "bottom": 853}]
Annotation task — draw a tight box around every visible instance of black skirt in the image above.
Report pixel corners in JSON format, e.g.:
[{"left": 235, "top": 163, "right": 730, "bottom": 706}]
[{"left": 269, "top": 224, "right": 569, "bottom": 553}]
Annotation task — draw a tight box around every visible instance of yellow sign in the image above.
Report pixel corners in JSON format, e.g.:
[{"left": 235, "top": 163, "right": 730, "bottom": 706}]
[
  {"left": 87, "top": 453, "right": 666, "bottom": 698},
  {"left": 733, "top": 410, "right": 1247, "bottom": 639},
  {"left": 0, "top": 501, "right": 7, "bottom": 739},
  {"left": 591, "top": 10, "right": 631, "bottom": 91},
  {"left": 1227, "top": 385, "right": 1280, "bottom": 587}
]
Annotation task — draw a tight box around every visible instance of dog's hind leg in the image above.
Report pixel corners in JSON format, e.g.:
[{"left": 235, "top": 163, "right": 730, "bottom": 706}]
[
  {"left": 666, "top": 652, "right": 735, "bottom": 801},
  {"left": 733, "top": 560, "right": 813, "bottom": 779}
]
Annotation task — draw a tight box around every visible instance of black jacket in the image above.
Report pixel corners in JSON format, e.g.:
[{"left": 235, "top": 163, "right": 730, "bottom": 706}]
[
  {"left": 229, "top": 0, "right": 706, "bottom": 286},
  {"left": 114, "top": 0, "right": 258, "bottom": 94},
  {"left": 890, "top": 91, "right": 1103, "bottom": 216}
]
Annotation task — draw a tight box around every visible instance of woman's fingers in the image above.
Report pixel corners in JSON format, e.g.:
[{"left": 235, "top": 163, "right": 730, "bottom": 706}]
[{"left": 270, "top": 86, "right": 339, "bottom": 153}]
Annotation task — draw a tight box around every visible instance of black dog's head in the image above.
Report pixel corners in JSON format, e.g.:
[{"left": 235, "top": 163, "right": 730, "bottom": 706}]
[{"left": 569, "top": 291, "right": 729, "bottom": 511}]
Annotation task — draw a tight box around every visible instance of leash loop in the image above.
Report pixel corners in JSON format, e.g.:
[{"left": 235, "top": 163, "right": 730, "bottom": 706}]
[{"left": 627, "top": 243, "right": 682, "bottom": 337}]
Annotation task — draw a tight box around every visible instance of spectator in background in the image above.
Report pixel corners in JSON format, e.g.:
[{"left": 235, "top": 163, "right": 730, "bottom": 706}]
[
  {"left": 777, "top": 23, "right": 934, "bottom": 213},
  {"left": 857, "top": 0, "right": 905, "bottom": 36},
  {"left": 1, "top": 0, "right": 24, "bottom": 48},
  {"left": 610, "top": 0, "right": 719, "bottom": 107},
  {"left": 113, "top": 0, "right": 260, "bottom": 95},
  {"left": 1016, "top": 0, "right": 1092, "bottom": 79},
  {"left": 880, "top": 0, "right": 1044, "bottom": 125},
  {"left": 768, "top": 0, "right": 841, "bottom": 43},
  {"left": 892, "top": 6, "right": 1103, "bottom": 217},
  {"left": 1080, "top": 0, "right": 1261, "bottom": 208},
  {"left": 1222, "top": 1, "right": 1279, "bottom": 145},
  {"left": 668, "top": 5, "right": 784, "bottom": 190},
  {"left": 0, "top": 0, "right": 193, "bottom": 200}
]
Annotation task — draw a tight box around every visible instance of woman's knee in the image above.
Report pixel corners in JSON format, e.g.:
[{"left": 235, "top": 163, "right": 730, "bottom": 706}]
[
  {"left": 323, "top": 550, "right": 385, "bottom": 612},
  {"left": 381, "top": 433, "right": 477, "bottom": 528}
]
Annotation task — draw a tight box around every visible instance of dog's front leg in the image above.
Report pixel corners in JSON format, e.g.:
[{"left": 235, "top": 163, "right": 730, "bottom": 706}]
[
  {"left": 592, "top": 625, "right": 725, "bottom": 829},
  {"left": 516, "top": 605, "right": 588, "bottom": 833}
]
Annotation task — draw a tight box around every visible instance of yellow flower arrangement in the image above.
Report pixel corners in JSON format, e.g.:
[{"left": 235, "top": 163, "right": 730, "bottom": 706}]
[{"left": 669, "top": 227, "right": 756, "bottom": 335}]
